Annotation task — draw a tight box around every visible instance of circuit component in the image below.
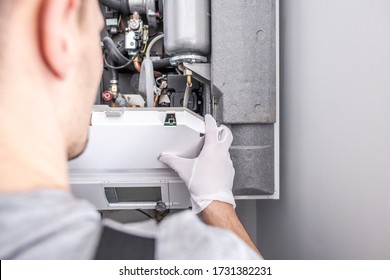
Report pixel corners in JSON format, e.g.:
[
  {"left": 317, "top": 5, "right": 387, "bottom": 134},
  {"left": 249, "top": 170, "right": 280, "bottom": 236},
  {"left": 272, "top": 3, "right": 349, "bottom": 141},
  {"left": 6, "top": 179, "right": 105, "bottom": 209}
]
[
  {"left": 125, "top": 12, "right": 148, "bottom": 56},
  {"left": 164, "top": 113, "right": 177, "bottom": 127},
  {"left": 99, "top": 0, "right": 208, "bottom": 114}
]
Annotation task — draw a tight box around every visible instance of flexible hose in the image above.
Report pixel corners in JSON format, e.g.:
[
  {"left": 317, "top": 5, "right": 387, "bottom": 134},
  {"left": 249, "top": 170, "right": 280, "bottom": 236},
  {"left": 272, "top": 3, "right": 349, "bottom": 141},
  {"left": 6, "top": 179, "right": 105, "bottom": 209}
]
[
  {"left": 103, "top": 37, "right": 171, "bottom": 70},
  {"left": 152, "top": 58, "right": 171, "bottom": 69},
  {"left": 103, "top": 37, "right": 130, "bottom": 64},
  {"left": 108, "top": 58, "right": 118, "bottom": 81},
  {"left": 146, "top": 34, "right": 165, "bottom": 59},
  {"left": 117, "top": 40, "right": 128, "bottom": 56},
  {"left": 103, "top": 37, "right": 136, "bottom": 71}
]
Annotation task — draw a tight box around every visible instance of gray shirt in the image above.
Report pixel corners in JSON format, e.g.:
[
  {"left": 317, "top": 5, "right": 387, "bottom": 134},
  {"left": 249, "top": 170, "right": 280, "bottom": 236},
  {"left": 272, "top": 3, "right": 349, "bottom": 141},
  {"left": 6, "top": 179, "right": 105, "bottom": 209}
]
[{"left": 0, "top": 190, "right": 260, "bottom": 260}]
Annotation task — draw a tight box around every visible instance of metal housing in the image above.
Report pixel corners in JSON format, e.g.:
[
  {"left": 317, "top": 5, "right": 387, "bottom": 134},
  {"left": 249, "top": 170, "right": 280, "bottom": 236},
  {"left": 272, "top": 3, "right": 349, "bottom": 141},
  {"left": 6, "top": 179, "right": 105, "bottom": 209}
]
[{"left": 163, "top": 0, "right": 210, "bottom": 56}]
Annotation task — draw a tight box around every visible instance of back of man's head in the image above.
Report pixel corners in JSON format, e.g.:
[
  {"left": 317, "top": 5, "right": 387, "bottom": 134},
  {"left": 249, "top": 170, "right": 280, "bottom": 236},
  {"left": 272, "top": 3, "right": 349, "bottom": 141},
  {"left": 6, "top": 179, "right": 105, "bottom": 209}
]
[{"left": 0, "top": 0, "right": 104, "bottom": 192}]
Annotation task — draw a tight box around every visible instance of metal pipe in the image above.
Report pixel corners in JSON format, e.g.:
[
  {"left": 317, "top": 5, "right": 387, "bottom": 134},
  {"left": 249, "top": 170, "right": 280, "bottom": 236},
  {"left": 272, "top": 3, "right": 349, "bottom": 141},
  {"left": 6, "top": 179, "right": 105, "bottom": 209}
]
[
  {"left": 183, "top": 83, "right": 192, "bottom": 108},
  {"left": 133, "top": 60, "right": 142, "bottom": 72},
  {"left": 99, "top": 0, "right": 130, "bottom": 14}
]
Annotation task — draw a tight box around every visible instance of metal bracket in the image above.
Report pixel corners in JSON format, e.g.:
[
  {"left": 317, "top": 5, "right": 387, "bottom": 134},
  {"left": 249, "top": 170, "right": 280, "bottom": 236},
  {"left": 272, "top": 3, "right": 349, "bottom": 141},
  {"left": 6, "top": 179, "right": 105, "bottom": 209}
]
[{"left": 183, "top": 62, "right": 211, "bottom": 84}]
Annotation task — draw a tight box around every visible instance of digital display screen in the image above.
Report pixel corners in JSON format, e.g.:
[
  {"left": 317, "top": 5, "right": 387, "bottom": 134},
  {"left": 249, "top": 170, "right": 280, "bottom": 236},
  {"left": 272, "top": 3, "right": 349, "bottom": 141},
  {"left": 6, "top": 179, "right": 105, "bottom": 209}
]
[{"left": 114, "top": 187, "right": 162, "bottom": 203}]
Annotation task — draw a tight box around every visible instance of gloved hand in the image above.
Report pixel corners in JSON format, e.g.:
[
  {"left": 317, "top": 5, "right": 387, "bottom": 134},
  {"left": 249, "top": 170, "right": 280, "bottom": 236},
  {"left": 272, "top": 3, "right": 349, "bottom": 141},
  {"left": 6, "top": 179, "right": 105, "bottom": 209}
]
[{"left": 159, "top": 114, "right": 236, "bottom": 213}]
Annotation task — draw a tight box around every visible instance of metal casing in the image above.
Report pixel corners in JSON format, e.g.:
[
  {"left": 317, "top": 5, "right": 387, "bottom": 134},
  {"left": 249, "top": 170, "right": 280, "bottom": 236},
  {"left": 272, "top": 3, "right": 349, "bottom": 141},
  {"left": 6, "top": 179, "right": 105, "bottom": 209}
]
[{"left": 163, "top": 0, "right": 210, "bottom": 56}]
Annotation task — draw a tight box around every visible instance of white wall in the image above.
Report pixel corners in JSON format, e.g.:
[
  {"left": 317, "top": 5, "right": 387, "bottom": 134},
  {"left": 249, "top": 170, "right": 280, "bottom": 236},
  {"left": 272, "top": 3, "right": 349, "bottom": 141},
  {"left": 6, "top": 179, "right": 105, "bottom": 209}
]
[{"left": 258, "top": 0, "right": 390, "bottom": 259}]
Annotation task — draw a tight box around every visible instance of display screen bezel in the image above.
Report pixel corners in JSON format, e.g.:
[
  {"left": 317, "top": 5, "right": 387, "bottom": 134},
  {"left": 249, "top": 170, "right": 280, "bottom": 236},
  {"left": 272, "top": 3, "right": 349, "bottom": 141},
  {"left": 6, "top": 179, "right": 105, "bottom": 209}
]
[{"left": 113, "top": 187, "right": 162, "bottom": 203}]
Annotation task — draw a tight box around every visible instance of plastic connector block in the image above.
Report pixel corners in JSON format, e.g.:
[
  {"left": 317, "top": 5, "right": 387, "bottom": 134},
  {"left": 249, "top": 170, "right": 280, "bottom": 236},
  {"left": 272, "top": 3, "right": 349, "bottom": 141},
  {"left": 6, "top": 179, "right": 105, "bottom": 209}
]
[{"left": 164, "top": 113, "right": 177, "bottom": 127}]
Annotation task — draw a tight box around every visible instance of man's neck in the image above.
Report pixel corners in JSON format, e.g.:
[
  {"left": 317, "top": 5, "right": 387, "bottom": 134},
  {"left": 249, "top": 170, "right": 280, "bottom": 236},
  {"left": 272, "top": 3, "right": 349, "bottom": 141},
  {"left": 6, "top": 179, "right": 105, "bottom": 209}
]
[{"left": 0, "top": 85, "right": 70, "bottom": 193}]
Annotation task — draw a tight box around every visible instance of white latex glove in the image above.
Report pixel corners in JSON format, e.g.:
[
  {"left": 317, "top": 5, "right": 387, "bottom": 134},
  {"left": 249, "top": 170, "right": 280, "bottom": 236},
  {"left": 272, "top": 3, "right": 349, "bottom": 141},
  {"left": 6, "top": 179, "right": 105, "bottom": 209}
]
[{"left": 159, "top": 114, "right": 236, "bottom": 213}]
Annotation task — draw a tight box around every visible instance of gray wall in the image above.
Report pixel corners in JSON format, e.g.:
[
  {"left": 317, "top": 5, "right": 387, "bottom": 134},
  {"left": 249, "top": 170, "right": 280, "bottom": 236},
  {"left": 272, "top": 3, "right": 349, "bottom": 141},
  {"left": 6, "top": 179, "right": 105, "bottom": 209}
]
[
  {"left": 258, "top": 0, "right": 390, "bottom": 259},
  {"left": 236, "top": 200, "right": 258, "bottom": 246}
]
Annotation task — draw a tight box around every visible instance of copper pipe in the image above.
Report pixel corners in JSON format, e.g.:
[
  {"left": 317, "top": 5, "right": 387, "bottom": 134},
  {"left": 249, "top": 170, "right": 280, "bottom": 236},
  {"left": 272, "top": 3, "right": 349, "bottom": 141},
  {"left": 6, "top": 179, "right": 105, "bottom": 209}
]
[
  {"left": 154, "top": 94, "right": 159, "bottom": 107},
  {"left": 154, "top": 71, "right": 163, "bottom": 77},
  {"left": 134, "top": 60, "right": 162, "bottom": 77},
  {"left": 133, "top": 60, "right": 142, "bottom": 72}
]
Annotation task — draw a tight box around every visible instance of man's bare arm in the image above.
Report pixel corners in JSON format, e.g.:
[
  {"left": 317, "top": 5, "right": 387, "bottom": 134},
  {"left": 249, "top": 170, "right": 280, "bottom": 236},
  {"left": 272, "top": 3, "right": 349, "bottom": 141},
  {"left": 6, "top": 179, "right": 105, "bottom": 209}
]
[{"left": 202, "top": 201, "right": 263, "bottom": 257}]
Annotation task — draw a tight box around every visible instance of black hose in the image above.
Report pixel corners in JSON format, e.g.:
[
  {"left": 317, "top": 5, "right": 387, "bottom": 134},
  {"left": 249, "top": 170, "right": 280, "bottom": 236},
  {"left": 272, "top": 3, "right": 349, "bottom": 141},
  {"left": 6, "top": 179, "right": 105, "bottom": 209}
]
[
  {"left": 152, "top": 58, "right": 171, "bottom": 69},
  {"left": 103, "top": 37, "right": 136, "bottom": 71},
  {"left": 103, "top": 37, "right": 127, "bottom": 63},
  {"left": 103, "top": 37, "right": 172, "bottom": 71},
  {"left": 117, "top": 40, "right": 127, "bottom": 56},
  {"left": 99, "top": 0, "right": 130, "bottom": 14},
  {"left": 107, "top": 58, "right": 118, "bottom": 80}
]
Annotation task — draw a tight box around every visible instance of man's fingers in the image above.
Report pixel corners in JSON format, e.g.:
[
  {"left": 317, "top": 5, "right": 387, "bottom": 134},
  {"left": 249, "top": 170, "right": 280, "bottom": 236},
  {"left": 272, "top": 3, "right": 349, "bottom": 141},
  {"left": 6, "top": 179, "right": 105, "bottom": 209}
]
[
  {"left": 219, "top": 125, "right": 233, "bottom": 148},
  {"left": 204, "top": 114, "right": 218, "bottom": 145},
  {"left": 159, "top": 153, "right": 183, "bottom": 171},
  {"left": 205, "top": 114, "right": 218, "bottom": 134},
  {"left": 159, "top": 153, "right": 196, "bottom": 184},
  {"left": 204, "top": 115, "right": 233, "bottom": 148}
]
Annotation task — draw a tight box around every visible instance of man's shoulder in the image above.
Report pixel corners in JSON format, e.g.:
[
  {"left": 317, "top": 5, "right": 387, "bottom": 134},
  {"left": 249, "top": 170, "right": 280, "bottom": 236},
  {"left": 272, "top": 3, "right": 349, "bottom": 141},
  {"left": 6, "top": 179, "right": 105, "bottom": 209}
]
[{"left": 0, "top": 189, "right": 101, "bottom": 259}]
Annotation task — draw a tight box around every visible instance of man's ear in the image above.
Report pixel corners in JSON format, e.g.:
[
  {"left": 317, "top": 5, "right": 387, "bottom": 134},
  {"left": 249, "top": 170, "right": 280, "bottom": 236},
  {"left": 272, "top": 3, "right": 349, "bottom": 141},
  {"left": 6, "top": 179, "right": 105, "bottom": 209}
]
[{"left": 39, "top": 0, "right": 81, "bottom": 79}]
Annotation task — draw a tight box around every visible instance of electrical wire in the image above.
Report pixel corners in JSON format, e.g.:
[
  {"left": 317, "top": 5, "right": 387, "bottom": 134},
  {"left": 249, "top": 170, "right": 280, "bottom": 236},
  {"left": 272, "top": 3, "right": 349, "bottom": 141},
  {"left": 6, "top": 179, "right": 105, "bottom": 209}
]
[
  {"left": 155, "top": 75, "right": 166, "bottom": 86},
  {"left": 104, "top": 55, "right": 132, "bottom": 69},
  {"left": 140, "top": 41, "right": 148, "bottom": 54},
  {"left": 104, "top": 51, "right": 139, "bottom": 70}
]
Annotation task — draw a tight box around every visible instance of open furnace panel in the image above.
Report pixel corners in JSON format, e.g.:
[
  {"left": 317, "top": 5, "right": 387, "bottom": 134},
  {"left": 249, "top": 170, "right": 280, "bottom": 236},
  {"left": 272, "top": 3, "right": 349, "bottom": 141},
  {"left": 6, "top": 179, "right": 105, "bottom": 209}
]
[{"left": 69, "top": 0, "right": 278, "bottom": 212}]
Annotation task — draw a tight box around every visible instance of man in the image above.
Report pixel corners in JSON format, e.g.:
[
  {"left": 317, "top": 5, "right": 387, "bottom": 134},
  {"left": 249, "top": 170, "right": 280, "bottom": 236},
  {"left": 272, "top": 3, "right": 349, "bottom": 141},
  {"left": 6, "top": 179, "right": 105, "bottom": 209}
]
[{"left": 0, "top": 0, "right": 262, "bottom": 259}]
